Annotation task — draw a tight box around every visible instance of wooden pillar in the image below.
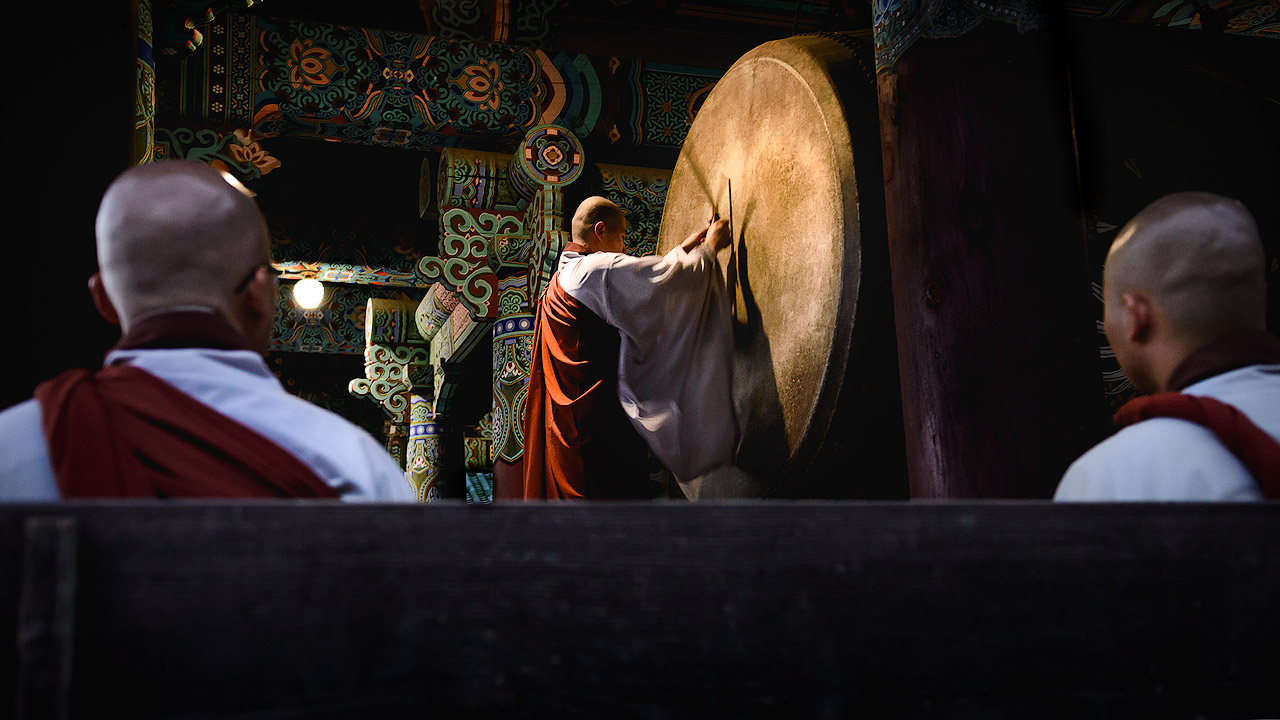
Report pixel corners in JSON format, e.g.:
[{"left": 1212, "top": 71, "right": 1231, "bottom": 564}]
[
  {"left": 5, "top": 3, "right": 133, "bottom": 411},
  {"left": 491, "top": 275, "right": 534, "bottom": 500},
  {"left": 407, "top": 394, "right": 440, "bottom": 502},
  {"left": 877, "top": 19, "right": 1104, "bottom": 497}
]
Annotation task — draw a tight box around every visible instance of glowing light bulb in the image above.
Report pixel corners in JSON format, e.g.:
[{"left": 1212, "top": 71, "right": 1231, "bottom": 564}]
[{"left": 293, "top": 278, "right": 324, "bottom": 309}]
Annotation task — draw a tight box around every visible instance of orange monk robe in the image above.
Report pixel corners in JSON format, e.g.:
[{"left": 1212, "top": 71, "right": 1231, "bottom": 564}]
[{"left": 522, "top": 268, "right": 653, "bottom": 499}]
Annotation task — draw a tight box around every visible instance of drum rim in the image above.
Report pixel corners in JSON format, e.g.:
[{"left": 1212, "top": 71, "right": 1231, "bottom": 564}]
[{"left": 658, "top": 34, "right": 873, "bottom": 482}]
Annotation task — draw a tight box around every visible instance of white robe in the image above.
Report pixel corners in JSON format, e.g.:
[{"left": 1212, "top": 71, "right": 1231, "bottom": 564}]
[
  {"left": 558, "top": 241, "right": 738, "bottom": 484},
  {"left": 0, "top": 347, "right": 415, "bottom": 502},
  {"left": 1054, "top": 364, "right": 1280, "bottom": 501}
]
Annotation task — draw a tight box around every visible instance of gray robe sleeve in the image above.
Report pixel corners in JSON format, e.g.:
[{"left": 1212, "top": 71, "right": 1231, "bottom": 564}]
[{"left": 559, "top": 243, "right": 738, "bottom": 482}]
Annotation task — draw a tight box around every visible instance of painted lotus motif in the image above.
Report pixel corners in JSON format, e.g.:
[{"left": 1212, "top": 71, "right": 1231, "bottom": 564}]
[
  {"left": 453, "top": 61, "right": 505, "bottom": 110},
  {"left": 230, "top": 129, "right": 281, "bottom": 174},
  {"left": 288, "top": 38, "right": 341, "bottom": 90}
]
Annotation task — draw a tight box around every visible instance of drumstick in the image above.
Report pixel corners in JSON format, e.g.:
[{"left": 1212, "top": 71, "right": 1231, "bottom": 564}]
[
  {"left": 728, "top": 176, "right": 748, "bottom": 323},
  {"left": 728, "top": 177, "right": 733, "bottom": 243}
]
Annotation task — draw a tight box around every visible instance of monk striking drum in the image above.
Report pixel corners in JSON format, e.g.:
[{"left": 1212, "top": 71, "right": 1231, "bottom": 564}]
[{"left": 522, "top": 197, "right": 737, "bottom": 500}]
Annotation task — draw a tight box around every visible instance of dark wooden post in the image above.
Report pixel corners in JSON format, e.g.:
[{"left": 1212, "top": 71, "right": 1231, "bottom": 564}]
[
  {"left": 876, "top": 17, "right": 1104, "bottom": 497},
  {"left": 3, "top": 3, "right": 134, "bottom": 411}
]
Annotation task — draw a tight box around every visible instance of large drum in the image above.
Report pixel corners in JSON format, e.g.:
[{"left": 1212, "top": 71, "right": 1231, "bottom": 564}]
[{"left": 658, "top": 34, "right": 903, "bottom": 499}]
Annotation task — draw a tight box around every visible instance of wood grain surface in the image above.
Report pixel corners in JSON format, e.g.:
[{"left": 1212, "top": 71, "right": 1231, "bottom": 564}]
[{"left": 878, "top": 22, "right": 1106, "bottom": 498}]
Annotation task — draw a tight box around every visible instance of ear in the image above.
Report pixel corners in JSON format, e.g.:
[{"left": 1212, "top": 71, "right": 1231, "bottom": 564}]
[
  {"left": 592, "top": 220, "right": 608, "bottom": 241},
  {"left": 228, "top": 266, "right": 277, "bottom": 354},
  {"left": 1121, "top": 292, "right": 1153, "bottom": 343},
  {"left": 87, "top": 273, "right": 120, "bottom": 326},
  {"left": 239, "top": 266, "right": 276, "bottom": 320}
]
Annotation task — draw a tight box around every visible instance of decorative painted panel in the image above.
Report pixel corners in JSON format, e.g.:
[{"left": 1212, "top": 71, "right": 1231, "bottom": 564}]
[
  {"left": 272, "top": 282, "right": 419, "bottom": 355},
  {"left": 513, "top": 124, "right": 586, "bottom": 188},
  {"left": 465, "top": 472, "right": 495, "bottom": 503},
  {"left": 597, "top": 163, "right": 672, "bottom": 257},
  {"left": 1061, "top": 0, "right": 1280, "bottom": 36},
  {"left": 463, "top": 410, "right": 494, "bottom": 470},
  {"left": 431, "top": 302, "right": 491, "bottom": 415},
  {"left": 349, "top": 344, "right": 431, "bottom": 424},
  {"left": 178, "top": 16, "right": 565, "bottom": 147},
  {"left": 525, "top": 185, "right": 569, "bottom": 301},
  {"left": 272, "top": 261, "right": 427, "bottom": 287},
  {"left": 423, "top": 0, "right": 565, "bottom": 45},
  {"left": 616, "top": 60, "right": 723, "bottom": 149},
  {"left": 416, "top": 282, "right": 462, "bottom": 343},
  {"left": 366, "top": 299, "right": 424, "bottom": 346},
  {"left": 437, "top": 148, "right": 523, "bottom": 211},
  {"left": 154, "top": 127, "right": 281, "bottom": 180},
  {"left": 267, "top": 216, "right": 427, "bottom": 284},
  {"left": 419, "top": 207, "right": 523, "bottom": 318},
  {"left": 872, "top": 0, "right": 1053, "bottom": 70},
  {"left": 175, "top": 12, "right": 720, "bottom": 152}
]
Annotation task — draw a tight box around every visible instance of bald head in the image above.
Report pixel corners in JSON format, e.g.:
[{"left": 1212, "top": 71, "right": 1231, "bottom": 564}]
[
  {"left": 95, "top": 160, "right": 271, "bottom": 330},
  {"left": 1105, "top": 191, "right": 1266, "bottom": 344},
  {"left": 571, "top": 196, "right": 626, "bottom": 252}
]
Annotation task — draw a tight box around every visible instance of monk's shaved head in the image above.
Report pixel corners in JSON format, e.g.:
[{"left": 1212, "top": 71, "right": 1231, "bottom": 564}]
[
  {"left": 1105, "top": 191, "right": 1266, "bottom": 344},
  {"left": 95, "top": 161, "right": 270, "bottom": 329},
  {"left": 571, "top": 196, "right": 625, "bottom": 247}
]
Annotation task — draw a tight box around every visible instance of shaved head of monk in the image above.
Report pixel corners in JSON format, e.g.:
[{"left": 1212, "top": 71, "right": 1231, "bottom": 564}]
[
  {"left": 1103, "top": 191, "right": 1266, "bottom": 393},
  {"left": 91, "top": 161, "right": 276, "bottom": 354},
  {"left": 571, "top": 196, "right": 627, "bottom": 254}
]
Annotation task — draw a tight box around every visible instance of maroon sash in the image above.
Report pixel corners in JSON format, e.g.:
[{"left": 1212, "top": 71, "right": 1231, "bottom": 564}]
[
  {"left": 1114, "top": 394, "right": 1280, "bottom": 499},
  {"left": 33, "top": 311, "right": 338, "bottom": 499},
  {"left": 1112, "top": 330, "right": 1280, "bottom": 499}
]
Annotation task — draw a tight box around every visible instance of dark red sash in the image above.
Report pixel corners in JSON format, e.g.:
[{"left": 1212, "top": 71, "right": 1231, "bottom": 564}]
[
  {"left": 35, "top": 364, "right": 339, "bottom": 499},
  {"left": 1114, "top": 393, "right": 1280, "bottom": 499}
]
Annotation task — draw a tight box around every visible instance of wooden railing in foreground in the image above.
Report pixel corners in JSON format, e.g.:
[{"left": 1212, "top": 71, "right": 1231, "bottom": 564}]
[{"left": 3, "top": 502, "right": 1277, "bottom": 718}]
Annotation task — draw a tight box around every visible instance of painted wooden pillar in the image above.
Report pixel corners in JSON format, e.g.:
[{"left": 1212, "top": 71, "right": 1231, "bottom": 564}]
[
  {"left": 133, "top": 0, "right": 156, "bottom": 165},
  {"left": 418, "top": 148, "right": 521, "bottom": 500},
  {"left": 515, "top": 126, "right": 585, "bottom": 303},
  {"left": 492, "top": 126, "right": 588, "bottom": 497},
  {"left": 407, "top": 394, "right": 442, "bottom": 501},
  {"left": 463, "top": 411, "right": 495, "bottom": 503},
  {"left": 490, "top": 272, "right": 535, "bottom": 499},
  {"left": 874, "top": 3, "right": 1105, "bottom": 497},
  {"left": 422, "top": 309, "right": 487, "bottom": 500}
]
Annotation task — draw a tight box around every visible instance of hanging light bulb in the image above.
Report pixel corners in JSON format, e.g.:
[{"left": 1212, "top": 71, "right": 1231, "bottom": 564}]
[{"left": 293, "top": 276, "right": 324, "bottom": 309}]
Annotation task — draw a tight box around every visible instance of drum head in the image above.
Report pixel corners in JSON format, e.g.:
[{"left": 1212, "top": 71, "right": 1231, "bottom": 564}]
[{"left": 658, "top": 35, "right": 880, "bottom": 494}]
